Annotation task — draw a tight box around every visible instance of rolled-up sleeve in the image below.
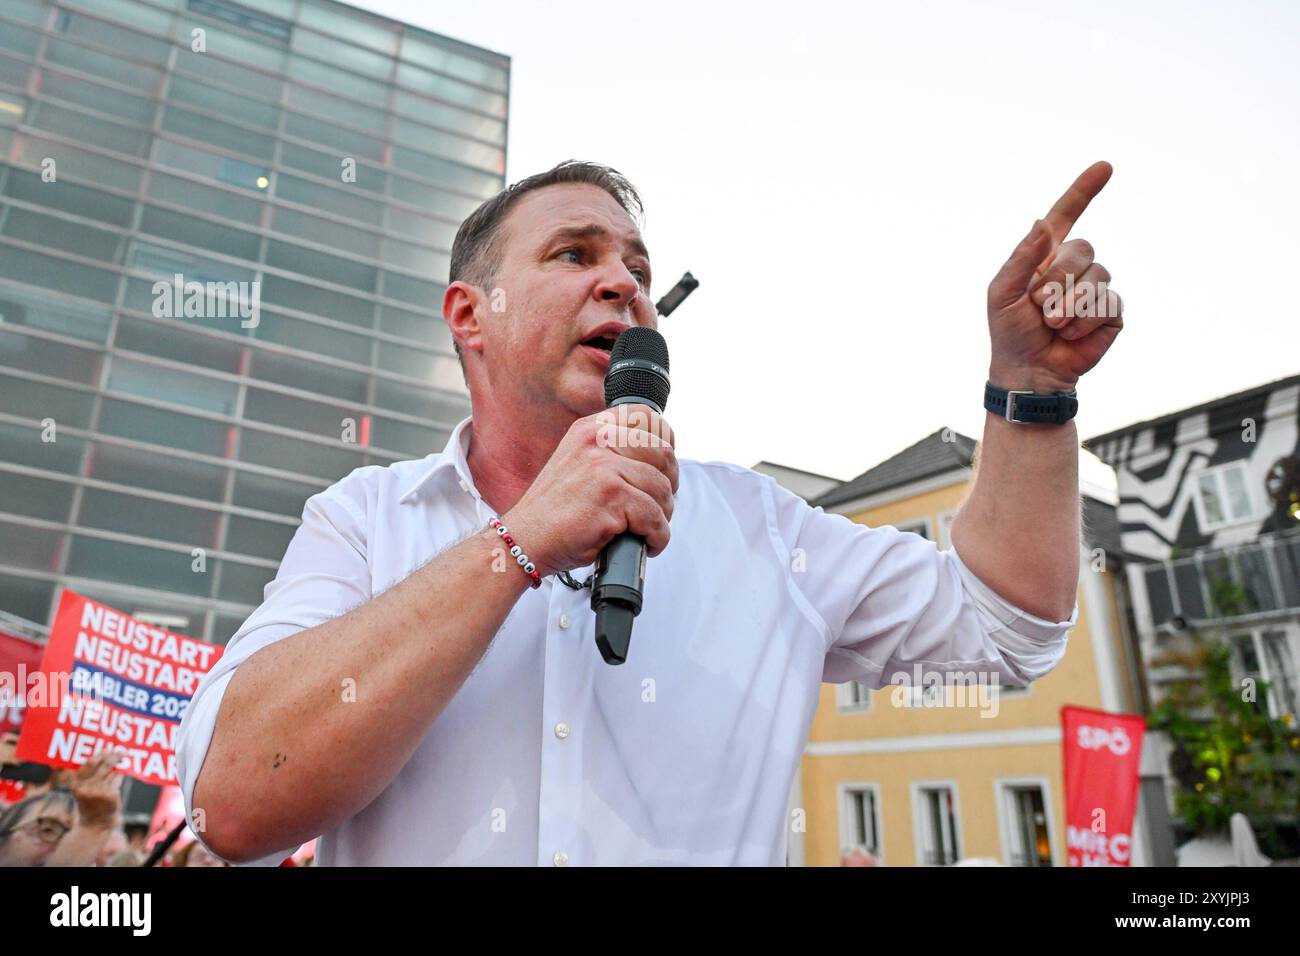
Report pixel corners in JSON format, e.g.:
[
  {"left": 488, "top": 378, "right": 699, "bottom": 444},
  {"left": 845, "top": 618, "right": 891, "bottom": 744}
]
[
  {"left": 176, "top": 474, "right": 372, "bottom": 866},
  {"left": 763, "top": 477, "right": 1076, "bottom": 688}
]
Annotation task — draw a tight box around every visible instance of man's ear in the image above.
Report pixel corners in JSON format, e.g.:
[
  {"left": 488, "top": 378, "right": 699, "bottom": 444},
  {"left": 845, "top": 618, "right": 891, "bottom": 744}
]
[{"left": 443, "top": 280, "right": 485, "bottom": 358}]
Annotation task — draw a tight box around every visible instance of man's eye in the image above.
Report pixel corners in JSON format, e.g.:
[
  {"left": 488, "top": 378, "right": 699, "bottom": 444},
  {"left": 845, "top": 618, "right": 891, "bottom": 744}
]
[
  {"left": 558, "top": 248, "right": 582, "bottom": 263},
  {"left": 631, "top": 269, "right": 648, "bottom": 285}
]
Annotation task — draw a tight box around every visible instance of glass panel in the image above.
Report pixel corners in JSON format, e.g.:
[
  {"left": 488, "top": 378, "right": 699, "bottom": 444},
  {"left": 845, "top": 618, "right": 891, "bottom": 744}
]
[
  {"left": 238, "top": 427, "right": 360, "bottom": 481},
  {"left": 127, "top": 241, "right": 256, "bottom": 286},
  {"left": 1144, "top": 565, "right": 1173, "bottom": 625},
  {"left": 1261, "top": 631, "right": 1299, "bottom": 718},
  {"left": 1, "top": 208, "right": 124, "bottom": 263},
  {"left": 173, "top": 45, "right": 284, "bottom": 100},
  {"left": 138, "top": 206, "right": 262, "bottom": 263},
  {"left": 270, "top": 207, "right": 382, "bottom": 260},
  {"left": 153, "top": 139, "right": 272, "bottom": 194},
  {"left": 291, "top": 30, "right": 393, "bottom": 80},
  {"left": 381, "top": 271, "right": 443, "bottom": 308},
  {"left": 247, "top": 350, "right": 368, "bottom": 404},
  {"left": 0, "top": 330, "right": 102, "bottom": 384},
  {"left": 224, "top": 514, "right": 295, "bottom": 560},
  {"left": 53, "top": 11, "right": 171, "bottom": 64},
  {"left": 285, "top": 85, "right": 387, "bottom": 135},
  {"left": 390, "top": 117, "right": 504, "bottom": 174},
  {"left": 1172, "top": 560, "right": 1207, "bottom": 619},
  {"left": 275, "top": 174, "right": 383, "bottom": 226},
  {"left": 61, "top": 0, "right": 174, "bottom": 35},
  {"left": 0, "top": 22, "right": 42, "bottom": 56},
  {"left": 1199, "top": 472, "right": 1224, "bottom": 525},
  {"left": 107, "top": 356, "right": 239, "bottom": 416},
  {"left": 0, "top": 519, "right": 63, "bottom": 571},
  {"left": 377, "top": 303, "right": 450, "bottom": 350},
  {"left": 167, "top": 77, "right": 280, "bottom": 132},
  {"left": 1223, "top": 466, "right": 1252, "bottom": 521},
  {"left": 26, "top": 100, "right": 151, "bottom": 157},
  {"left": 0, "top": 52, "right": 32, "bottom": 89},
  {"left": 1, "top": 0, "right": 50, "bottom": 28},
  {"left": 98, "top": 397, "right": 233, "bottom": 455},
  {"left": 160, "top": 106, "right": 277, "bottom": 162},
  {"left": 0, "top": 573, "right": 55, "bottom": 625},
  {"left": 266, "top": 241, "right": 376, "bottom": 294},
  {"left": 285, "top": 54, "right": 388, "bottom": 105},
  {"left": 147, "top": 171, "right": 265, "bottom": 225},
  {"left": 1202, "top": 554, "right": 1234, "bottom": 615},
  {"left": 1233, "top": 633, "right": 1260, "bottom": 673},
  {"left": 369, "top": 415, "right": 438, "bottom": 458},
  {"left": 258, "top": 275, "right": 374, "bottom": 328},
  {"left": 216, "top": 557, "right": 276, "bottom": 605},
  {"left": 38, "top": 69, "right": 158, "bottom": 125},
  {"left": 1238, "top": 548, "right": 1276, "bottom": 613},
  {"left": 389, "top": 146, "right": 500, "bottom": 199},
  {"left": 14, "top": 134, "right": 144, "bottom": 193},
  {"left": 87, "top": 441, "right": 228, "bottom": 502},
  {"left": 0, "top": 245, "right": 120, "bottom": 302},
  {"left": 297, "top": 1, "right": 397, "bottom": 56},
  {"left": 279, "top": 142, "right": 386, "bottom": 195},
  {"left": 375, "top": 344, "right": 464, "bottom": 393},
  {"left": 0, "top": 373, "right": 95, "bottom": 427},
  {"left": 0, "top": 470, "right": 75, "bottom": 522},
  {"left": 0, "top": 283, "right": 112, "bottom": 342},
  {"left": 44, "top": 38, "right": 163, "bottom": 90},
  {"left": 384, "top": 207, "right": 457, "bottom": 252},
  {"left": 0, "top": 420, "right": 86, "bottom": 474},
  {"left": 243, "top": 387, "right": 350, "bottom": 438},
  {"left": 231, "top": 469, "right": 321, "bottom": 517},
  {"left": 382, "top": 237, "right": 446, "bottom": 277},
  {"left": 391, "top": 68, "right": 507, "bottom": 120},
  {"left": 1277, "top": 540, "right": 1300, "bottom": 609},
  {"left": 283, "top": 112, "right": 384, "bottom": 162},
  {"left": 78, "top": 487, "right": 219, "bottom": 547},
  {"left": 4, "top": 168, "right": 136, "bottom": 228},
  {"left": 114, "top": 316, "right": 243, "bottom": 374},
  {"left": 65, "top": 534, "right": 211, "bottom": 596},
  {"left": 398, "top": 34, "right": 508, "bottom": 93},
  {"left": 252, "top": 308, "right": 369, "bottom": 362},
  {"left": 373, "top": 378, "right": 465, "bottom": 423},
  {"left": 387, "top": 175, "right": 481, "bottom": 222}
]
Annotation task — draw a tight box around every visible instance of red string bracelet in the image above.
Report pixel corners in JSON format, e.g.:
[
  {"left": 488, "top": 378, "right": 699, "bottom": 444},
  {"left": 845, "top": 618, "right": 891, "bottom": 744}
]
[{"left": 488, "top": 517, "right": 542, "bottom": 588}]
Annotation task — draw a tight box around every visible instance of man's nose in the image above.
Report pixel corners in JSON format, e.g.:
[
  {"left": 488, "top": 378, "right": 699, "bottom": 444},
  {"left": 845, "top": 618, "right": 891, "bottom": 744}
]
[{"left": 594, "top": 261, "right": 640, "bottom": 305}]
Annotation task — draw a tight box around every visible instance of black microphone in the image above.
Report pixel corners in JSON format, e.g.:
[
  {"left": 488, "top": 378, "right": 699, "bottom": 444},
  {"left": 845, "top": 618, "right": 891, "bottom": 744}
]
[{"left": 592, "top": 326, "right": 670, "bottom": 665}]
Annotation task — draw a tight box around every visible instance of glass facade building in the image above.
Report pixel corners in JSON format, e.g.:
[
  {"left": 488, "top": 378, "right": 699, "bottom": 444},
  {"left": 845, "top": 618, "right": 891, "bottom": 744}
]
[{"left": 0, "top": 0, "right": 507, "bottom": 653}]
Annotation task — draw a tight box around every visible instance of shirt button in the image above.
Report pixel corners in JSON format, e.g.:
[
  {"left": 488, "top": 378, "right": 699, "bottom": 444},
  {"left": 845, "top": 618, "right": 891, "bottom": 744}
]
[
  {"left": 558, "top": 613, "right": 570, "bottom": 629},
  {"left": 554, "top": 722, "right": 571, "bottom": 739},
  {"left": 553, "top": 850, "right": 569, "bottom": 867}
]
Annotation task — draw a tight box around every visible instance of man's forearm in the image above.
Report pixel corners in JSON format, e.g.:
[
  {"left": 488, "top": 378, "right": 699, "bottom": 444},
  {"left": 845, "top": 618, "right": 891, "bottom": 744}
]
[
  {"left": 192, "top": 527, "right": 530, "bottom": 863},
  {"left": 948, "top": 393, "right": 1081, "bottom": 622}
]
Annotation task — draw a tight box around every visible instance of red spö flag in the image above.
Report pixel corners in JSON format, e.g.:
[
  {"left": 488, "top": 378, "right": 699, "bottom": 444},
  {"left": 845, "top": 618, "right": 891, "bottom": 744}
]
[
  {"left": 15, "top": 591, "right": 223, "bottom": 786},
  {"left": 1061, "top": 705, "right": 1145, "bottom": 866}
]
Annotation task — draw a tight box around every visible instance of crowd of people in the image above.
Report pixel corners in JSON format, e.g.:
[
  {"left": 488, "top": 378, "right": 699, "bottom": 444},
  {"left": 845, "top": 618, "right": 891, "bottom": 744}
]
[{"left": 0, "top": 730, "right": 309, "bottom": 867}]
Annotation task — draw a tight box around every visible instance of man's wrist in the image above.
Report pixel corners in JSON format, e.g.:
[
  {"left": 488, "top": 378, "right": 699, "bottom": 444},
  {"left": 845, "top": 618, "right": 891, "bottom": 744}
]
[{"left": 988, "top": 365, "right": 1077, "bottom": 394}]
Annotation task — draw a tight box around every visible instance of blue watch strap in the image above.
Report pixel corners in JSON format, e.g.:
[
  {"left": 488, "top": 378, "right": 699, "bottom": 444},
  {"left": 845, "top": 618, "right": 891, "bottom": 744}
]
[{"left": 984, "top": 381, "right": 1078, "bottom": 424}]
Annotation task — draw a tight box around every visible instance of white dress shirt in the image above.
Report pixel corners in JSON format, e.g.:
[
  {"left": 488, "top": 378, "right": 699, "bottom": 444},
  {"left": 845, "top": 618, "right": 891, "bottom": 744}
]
[{"left": 177, "top": 416, "right": 1077, "bottom": 866}]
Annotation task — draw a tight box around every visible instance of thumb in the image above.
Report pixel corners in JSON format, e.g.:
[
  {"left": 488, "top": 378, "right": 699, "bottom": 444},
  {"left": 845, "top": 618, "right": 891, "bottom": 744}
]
[{"left": 989, "top": 219, "right": 1053, "bottom": 309}]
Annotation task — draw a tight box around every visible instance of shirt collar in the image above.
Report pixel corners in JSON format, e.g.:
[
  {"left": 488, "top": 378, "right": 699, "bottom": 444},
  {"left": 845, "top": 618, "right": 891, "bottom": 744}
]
[{"left": 399, "top": 416, "right": 475, "bottom": 505}]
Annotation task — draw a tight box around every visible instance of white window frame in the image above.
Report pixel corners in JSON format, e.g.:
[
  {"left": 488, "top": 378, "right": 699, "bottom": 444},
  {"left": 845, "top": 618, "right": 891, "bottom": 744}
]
[
  {"left": 1228, "top": 623, "right": 1300, "bottom": 721},
  {"left": 837, "top": 782, "right": 884, "bottom": 861},
  {"left": 994, "top": 776, "right": 1058, "bottom": 867},
  {"left": 937, "top": 510, "right": 956, "bottom": 550},
  {"left": 1192, "top": 461, "right": 1257, "bottom": 532},
  {"left": 835, "top": 680, "right": 872, "bottom": 713},
  {"left": 894, "top": 517, "right": 932, "bottom": 541},
  {"left": 911, "top": 780, "right": 963, "bottom": 866}
]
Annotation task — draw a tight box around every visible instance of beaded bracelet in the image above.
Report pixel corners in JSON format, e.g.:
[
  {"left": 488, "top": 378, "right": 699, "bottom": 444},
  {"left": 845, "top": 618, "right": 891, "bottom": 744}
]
[{"left": 488, "top": 517, "right": 542, "bottom": 589}]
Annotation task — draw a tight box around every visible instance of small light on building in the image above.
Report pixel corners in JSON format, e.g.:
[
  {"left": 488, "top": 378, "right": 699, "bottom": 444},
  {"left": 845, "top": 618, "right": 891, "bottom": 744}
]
[{"left": 256, "top": 175, "right": 270, "bottom": 189}]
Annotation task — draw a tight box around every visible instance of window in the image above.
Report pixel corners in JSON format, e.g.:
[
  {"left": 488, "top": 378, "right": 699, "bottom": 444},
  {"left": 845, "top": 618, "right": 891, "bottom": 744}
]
[
  {"left": 5, "top": 169, "right": 136, "bottom": 229},
  {"left": 999, "top": 782, "right": 1053, "bottom": 866},
  {"left": 107, "top": 356, "right": 239, "bottom": 416},
  {"left": 0, "top": 286, "right": 112, "bottom": 344},
  {"left": 894, "top": 517, "right": 931, "bottom": 540},
  {"left": 87, "top": 441, "right": 229, "bottom": 503},
  {"left": 1231, "top": 626, "right": 1300, "bottom": 720},
  {"left": 914, "top": 784, "right": 961, "bottom": 866},
  {"left": 26, "top": 100, "right": 151, "bottom": 157},
  {"left": 836, "top": 680, "right": 871, "bottom": 713},
  {"left": 0, "top": 244, "right": 120, "bottom": 303},
  {"left": 0, "top": 329, "right": 103, "bottom": 385},
  {"left": 1195, "top": 462, "right": 1256, "bottom": 530},
  {"left": 37, "top": 69, "right": 157, "bottom": 125},
  {"left": 78, "top": 487, "right": 220, "bottom": 549},
  {"left": 2, "top": 208, "right": 124, "bottom": 264},
  {"left": 0, "top": 373, "right": 96, "bottom": 428},
  {"left": 840, "top": 785, "right": 881, "bottom": 857},
  {"left": 0, "top": 470, "right": 76, "bottom": 523}
]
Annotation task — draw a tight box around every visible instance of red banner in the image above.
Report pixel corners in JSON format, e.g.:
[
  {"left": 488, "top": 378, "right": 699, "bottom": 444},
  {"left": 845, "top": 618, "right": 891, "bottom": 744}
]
[
  {"left": 1061, "top": 705, "right": 1145, "bottom": 866},
  {"left": 14, "top": 591, "right": 223, "bottom": 786},
  {"left": 0, "top": 630, "right": 45, "bottom": 735}
]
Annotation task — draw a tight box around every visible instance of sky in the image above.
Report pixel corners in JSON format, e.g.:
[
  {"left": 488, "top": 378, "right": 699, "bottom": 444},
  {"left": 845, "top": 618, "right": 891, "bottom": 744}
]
[{"left": 354, "top": 0, "right": 1299, "bottom": 493}]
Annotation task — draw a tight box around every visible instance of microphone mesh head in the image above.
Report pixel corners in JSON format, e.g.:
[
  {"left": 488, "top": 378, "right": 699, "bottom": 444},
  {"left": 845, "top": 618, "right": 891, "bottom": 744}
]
[{"left": 604, "top": 327, "right": 670, "bottom": 411}]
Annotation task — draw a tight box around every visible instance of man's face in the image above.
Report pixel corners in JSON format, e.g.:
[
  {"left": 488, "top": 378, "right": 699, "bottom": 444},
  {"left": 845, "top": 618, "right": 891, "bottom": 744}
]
[
  {"left": 0, "top": 803, "right": 74, "bottom": 867},
  {"left": 477, "top": 183, "right": 655, "bottom": 419}
]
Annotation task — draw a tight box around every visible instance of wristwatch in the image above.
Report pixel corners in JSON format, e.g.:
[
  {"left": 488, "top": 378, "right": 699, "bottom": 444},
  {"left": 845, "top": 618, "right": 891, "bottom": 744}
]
[{"left": 984, "top": 380, "right": 1078, "bottom": 424}]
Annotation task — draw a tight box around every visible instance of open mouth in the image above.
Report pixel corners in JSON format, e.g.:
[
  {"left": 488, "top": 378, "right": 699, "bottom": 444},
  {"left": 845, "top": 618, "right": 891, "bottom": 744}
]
[{"left": 581, "top": 333, "right": 618, "bottom": 352}]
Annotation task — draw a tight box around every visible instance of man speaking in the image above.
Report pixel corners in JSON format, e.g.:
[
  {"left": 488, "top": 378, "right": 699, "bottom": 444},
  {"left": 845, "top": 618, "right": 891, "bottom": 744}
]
[{"left": 177, "top": 159, "right": 1123, "bottom": 865}]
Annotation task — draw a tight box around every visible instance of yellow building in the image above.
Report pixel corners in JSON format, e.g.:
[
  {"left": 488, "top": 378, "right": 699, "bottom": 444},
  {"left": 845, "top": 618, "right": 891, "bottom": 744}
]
[{"left": 774, "top": 429, "right": 1146, "bottom": 866}]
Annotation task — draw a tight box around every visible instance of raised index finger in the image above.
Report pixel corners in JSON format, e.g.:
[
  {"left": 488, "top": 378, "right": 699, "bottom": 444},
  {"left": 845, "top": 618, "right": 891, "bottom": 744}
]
[{"left": 1043, "top": 161, "right": 1113, "bottom": 243}]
